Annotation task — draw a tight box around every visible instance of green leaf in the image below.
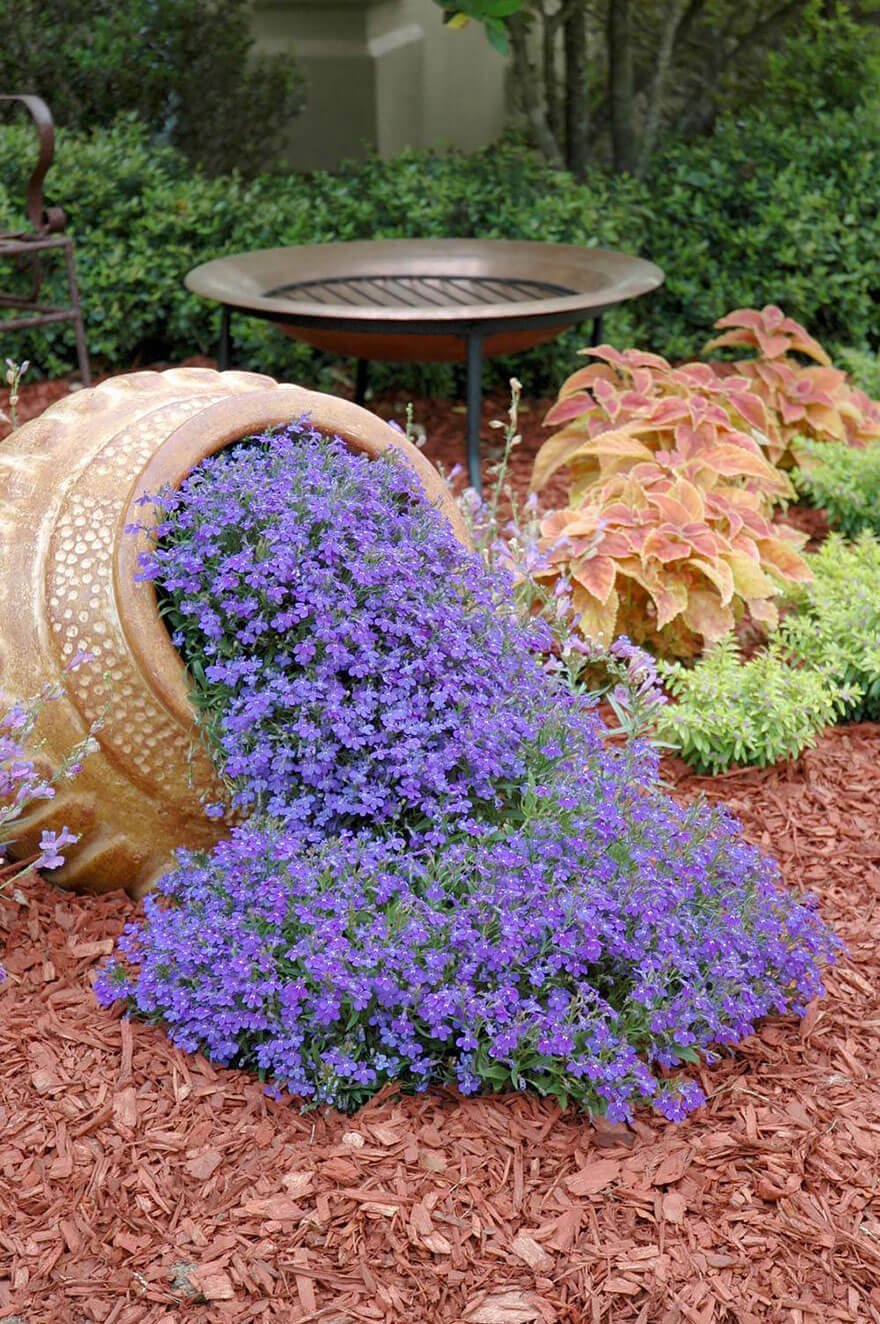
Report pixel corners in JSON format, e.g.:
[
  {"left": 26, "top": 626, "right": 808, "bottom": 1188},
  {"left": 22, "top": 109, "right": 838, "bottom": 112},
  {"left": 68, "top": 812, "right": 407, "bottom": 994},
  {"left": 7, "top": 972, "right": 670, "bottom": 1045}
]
[{"left": 485, "top": 17, "right": 511, "bottom": 54}]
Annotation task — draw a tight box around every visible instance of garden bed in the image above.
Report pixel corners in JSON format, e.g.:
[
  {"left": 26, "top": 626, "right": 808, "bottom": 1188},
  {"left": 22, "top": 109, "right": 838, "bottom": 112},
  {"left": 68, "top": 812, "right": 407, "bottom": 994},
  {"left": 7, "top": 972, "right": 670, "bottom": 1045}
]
[
  {"left": 1, "top": 722, "right": 878, "bottom": 1323},
  {"left": 3, "top": 363, "right": 879, "bottom": 1322}
]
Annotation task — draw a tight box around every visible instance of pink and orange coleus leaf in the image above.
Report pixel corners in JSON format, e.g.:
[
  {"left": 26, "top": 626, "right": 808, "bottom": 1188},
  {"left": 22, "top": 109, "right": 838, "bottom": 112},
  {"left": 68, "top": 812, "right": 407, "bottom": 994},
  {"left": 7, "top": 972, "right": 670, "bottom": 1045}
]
[
  {"left": 754, "top": 535, "right": 812, "bottom": 583},
  {"left": 582, "top": 344, "right": 671, "bottom": 373},
  {"left": 705, "top": 306, "right": 832, "bottom": 366},
  {"left": 748, "top": 598, "right": 780, "bottom": 629},
  {"left": 681, "top": 589, "right": 736, "bottom": 645},
  {"left": 640, "top": 528, "right": 693, "bottom": 564},
  {"left": 699, "top": 443, "right": 792, "bottom": 492},
  {"left": 688, "top": 556, "right": 735, "bottom": 605},
  {"left": 554, "top": 361, "right": 616, "bottom": 400},
  {"left": 724, "top": 550, "right": 778, "bottom": 600},
  {"left": 645, "top": 491, "right": 701, "bottom": 529},
  {"left": 571, "top": 552, "right": 617, "bottom": 603},
  {"left": 530, "top": 427, "right": 598, "bottom": 492},
  {"left": 543, "top": 392, "right": 597, "bottom": 428},
  {"left": 570, "top": 580, "right": 619, "bottom": 644}
]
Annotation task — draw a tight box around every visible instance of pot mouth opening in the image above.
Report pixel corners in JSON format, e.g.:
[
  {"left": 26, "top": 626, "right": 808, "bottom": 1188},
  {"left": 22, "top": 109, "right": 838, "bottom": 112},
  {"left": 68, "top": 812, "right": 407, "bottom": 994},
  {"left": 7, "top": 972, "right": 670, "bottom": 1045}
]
[{"left": 114, "top": 383, "right": 469, "bottom": 734}]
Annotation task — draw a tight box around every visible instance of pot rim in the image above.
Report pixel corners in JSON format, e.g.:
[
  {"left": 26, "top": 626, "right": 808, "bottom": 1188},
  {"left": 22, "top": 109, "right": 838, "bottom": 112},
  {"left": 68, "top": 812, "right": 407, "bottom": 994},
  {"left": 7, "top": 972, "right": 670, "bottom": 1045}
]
[{"left": 114, "top": 383, "right": 471, "bottom": 733}]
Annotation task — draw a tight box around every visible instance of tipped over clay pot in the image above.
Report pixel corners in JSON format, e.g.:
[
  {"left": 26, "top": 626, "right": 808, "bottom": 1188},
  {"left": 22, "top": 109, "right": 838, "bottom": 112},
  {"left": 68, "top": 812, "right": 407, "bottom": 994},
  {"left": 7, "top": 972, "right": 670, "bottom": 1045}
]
[{"left": 0, "top": 369, "right": 467, "bottom": 896}]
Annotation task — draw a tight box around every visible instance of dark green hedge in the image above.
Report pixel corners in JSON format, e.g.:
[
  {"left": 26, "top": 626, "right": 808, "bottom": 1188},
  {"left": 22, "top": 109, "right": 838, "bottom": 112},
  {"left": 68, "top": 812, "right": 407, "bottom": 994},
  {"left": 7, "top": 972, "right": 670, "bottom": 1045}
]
[
  {"left": 1, "top": 106, "right": 877, "bottom": 391},
  {"left": 0, "top": 0, "right": 305, "bottom": 178},
  {"left": 641, "top": 108, "right": 880, "bottom": 360}
]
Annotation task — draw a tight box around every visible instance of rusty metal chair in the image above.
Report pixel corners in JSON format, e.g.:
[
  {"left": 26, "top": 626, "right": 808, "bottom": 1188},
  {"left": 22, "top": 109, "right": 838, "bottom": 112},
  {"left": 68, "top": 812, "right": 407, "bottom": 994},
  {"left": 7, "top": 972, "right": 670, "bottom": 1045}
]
[{"left": 0, "top": 94, "right": 90, "bottom": 384}]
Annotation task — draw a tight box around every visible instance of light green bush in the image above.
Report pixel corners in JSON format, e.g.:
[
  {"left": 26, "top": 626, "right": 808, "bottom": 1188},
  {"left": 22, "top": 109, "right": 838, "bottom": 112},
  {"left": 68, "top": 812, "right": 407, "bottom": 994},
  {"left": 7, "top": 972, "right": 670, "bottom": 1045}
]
[
  {"left": 780, "top": 532, "right": 880, "bottom": 722},
  {"left": 656, "top": 636, "right": 845, "bottom": 774},
  {"left": 793, "top": 438, "right": 880, "bottom": 538}
]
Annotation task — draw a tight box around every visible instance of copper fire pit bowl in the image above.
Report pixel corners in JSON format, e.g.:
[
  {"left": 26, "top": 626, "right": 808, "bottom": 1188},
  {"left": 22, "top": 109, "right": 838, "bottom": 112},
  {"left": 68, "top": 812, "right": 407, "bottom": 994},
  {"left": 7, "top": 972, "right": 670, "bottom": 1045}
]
[{"left": 185, "top": 238, "right": 664, "bottom": 491}]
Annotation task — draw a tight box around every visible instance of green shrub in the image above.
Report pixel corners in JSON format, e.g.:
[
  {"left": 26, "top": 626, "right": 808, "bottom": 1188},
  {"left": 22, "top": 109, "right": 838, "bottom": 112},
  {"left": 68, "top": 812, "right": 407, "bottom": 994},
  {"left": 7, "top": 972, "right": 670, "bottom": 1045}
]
[
  {"left": 0, "top": 119, "right": 649, "bottom": 384},
  {"left": 1, "top": 104, "right": 878, "bottom": 383},
  {"left": 656, "top": 636, "right": 843, "bottom": 774},
  {"left": 794, "top": 438, "right": 880, "bottom": 537},
  {"left": 780, "top": 533, "right": 880, "bottom": 722},
  {"left": 750, "top": 3, "right": 880, "bottom": 123},
  {"left": 0, "top": 0, "right": 305, "bottom": 177},
  {"left": 637, "top": 105, "right": 880, "bottom": 361},
  {"left": 839, "top": 348, "right": 880, "bottom": 400}
]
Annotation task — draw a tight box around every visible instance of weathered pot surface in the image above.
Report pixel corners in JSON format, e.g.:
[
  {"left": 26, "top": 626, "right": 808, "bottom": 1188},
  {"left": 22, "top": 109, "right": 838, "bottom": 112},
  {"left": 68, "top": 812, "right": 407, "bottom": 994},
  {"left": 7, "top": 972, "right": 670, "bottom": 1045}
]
[{"left": 0, "top": 368, "right": 467, "bottom": 897}]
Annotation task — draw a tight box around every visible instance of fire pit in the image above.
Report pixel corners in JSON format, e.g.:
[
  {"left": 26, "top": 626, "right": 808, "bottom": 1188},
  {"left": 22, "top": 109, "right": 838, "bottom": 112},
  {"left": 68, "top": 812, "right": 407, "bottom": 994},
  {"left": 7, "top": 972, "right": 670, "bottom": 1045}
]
[{"left": 185, "top": 238, "right": 664, "bottom": 492}]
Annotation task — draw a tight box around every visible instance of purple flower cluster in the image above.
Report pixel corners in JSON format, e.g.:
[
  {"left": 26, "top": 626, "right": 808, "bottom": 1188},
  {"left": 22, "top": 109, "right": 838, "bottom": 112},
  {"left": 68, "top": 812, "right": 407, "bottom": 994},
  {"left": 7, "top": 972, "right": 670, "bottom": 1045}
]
[
  {"left": 2, "top": 696, "right": 87, "bottom": 982},
  {"left": 1, "top": 707, "right": 55, "bottom": 826},
  {"left": 134, "top": 422, "right": 550, "bottom": 837},
  {"left": 96, "top": 702, "right": 837, "bottom": 1120},
  {"left": 1, "top": 700, "right": 81, "bottom": 874},
  {"left": 103, "top": 416, "right": 839, "bottom": 1121}
]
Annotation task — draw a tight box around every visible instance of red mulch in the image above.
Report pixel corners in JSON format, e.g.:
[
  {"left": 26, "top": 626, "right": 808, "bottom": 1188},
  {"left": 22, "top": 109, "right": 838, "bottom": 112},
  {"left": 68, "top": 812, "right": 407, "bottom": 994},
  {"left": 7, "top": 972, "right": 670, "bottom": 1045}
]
[
  {"left": 2, "top": 371, "right": 879, "bottom": 1322},
  {"left": 2, "top": 733, "right": 879, "bottom": 1323}
]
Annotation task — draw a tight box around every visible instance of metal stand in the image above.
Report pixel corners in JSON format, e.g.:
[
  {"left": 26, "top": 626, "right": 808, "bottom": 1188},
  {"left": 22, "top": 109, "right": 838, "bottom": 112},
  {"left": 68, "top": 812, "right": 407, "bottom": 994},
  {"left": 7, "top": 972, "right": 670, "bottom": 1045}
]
[
  {"left": 215, "top": 308, "right": 606, "bottom": 496},
  {"left": 0, "top": 95, "right": 91, "bottom": 386},
  {"left": 63, "top": 242, "right": 90, "bottom": 385},
  {"left": 1, "top": 235, "right": 91, "bottom": 386},
  {"left": 354, "top": 357, "right": 369, "bottom": 405},
  {"left": 462, "top": 317, "right": 601, "bottom": 495},
  {"left": 465, "top": 332, "right": 484, "bottom": 496},
  {"left": 218, "top": 305, "right": 232, "bottom": 370}
]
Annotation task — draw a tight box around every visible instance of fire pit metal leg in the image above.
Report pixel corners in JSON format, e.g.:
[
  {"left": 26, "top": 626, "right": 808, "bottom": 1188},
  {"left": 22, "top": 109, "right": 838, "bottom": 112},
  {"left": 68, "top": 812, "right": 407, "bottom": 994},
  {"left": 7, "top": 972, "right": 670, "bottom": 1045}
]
[
  {"left": 218, "top": 305, "right": 232, "bottom": 370},
  {"left": 465, "top": 331, "right": 483, "bottom": 497},
  {"left": 354, "top": 357, "right": 370, "bottom": 405}
]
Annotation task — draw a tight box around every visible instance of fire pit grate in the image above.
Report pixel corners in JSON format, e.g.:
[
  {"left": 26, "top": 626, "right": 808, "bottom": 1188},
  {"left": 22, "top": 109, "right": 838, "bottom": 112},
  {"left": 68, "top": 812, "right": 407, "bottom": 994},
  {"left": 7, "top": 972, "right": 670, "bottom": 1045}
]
[{"left": 264, "top": 274, "right": 576, "bottom": 310}]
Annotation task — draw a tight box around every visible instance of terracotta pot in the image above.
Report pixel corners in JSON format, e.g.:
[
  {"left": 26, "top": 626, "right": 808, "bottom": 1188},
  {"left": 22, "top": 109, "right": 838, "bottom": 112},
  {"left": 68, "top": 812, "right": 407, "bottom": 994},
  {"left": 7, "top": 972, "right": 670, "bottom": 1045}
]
[{"left": 0, "top": 368, "right": 467, "bottom": 897}]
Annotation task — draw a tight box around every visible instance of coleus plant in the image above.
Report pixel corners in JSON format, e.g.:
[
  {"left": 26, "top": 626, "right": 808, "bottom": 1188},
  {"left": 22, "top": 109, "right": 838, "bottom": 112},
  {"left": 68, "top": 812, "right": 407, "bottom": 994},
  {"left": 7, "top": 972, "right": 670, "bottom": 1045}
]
[
  {"left": 533, "top": 456, "right": 808, "bottom": 655},
  {"left": 704, "top": 305, "right": 880, "bottom": 463},
  {"left": 532, "top": 345, "right": 780, "bottom": 502},
  {"left": 531, "top": 344, "right": 810, "bottom": 654}
]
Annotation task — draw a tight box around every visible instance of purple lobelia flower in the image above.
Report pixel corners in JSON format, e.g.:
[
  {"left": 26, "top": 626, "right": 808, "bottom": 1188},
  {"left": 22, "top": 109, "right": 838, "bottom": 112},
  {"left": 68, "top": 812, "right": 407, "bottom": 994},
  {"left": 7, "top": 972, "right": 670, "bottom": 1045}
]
[
  {"left": 101, "top": 416, "right": 840, "bottom": 1120},
  {"left": 132, "top": 421, "right": 552, "bottom": 839},
  {"left": 96, "top": 698, "right": 839, "bottom": 1120}
]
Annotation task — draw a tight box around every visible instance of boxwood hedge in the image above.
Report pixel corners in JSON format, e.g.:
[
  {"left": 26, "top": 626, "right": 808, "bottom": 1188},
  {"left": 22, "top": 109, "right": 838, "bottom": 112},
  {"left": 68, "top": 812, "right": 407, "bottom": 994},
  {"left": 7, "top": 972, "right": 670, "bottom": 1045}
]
[{"left": 1, "top": 105, "right": 877, "bottom": 389}]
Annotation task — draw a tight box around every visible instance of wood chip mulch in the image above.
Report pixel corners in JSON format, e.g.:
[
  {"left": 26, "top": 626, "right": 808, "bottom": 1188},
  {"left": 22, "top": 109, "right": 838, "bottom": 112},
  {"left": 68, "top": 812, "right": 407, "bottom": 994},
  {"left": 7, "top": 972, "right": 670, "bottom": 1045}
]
[
  {"left": 2, "top": 371, "right": 879, "bottom": 1322},
  {"left": 1, "top": 722, "right": 878, "bottom": 1324}
]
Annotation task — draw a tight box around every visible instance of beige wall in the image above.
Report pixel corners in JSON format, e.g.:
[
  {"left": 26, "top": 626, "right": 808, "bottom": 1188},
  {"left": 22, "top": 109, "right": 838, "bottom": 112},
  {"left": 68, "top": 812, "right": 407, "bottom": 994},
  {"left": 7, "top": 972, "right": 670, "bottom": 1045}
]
[{"left": 252, "top": 0, "right": 507, "bottom": 170}]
